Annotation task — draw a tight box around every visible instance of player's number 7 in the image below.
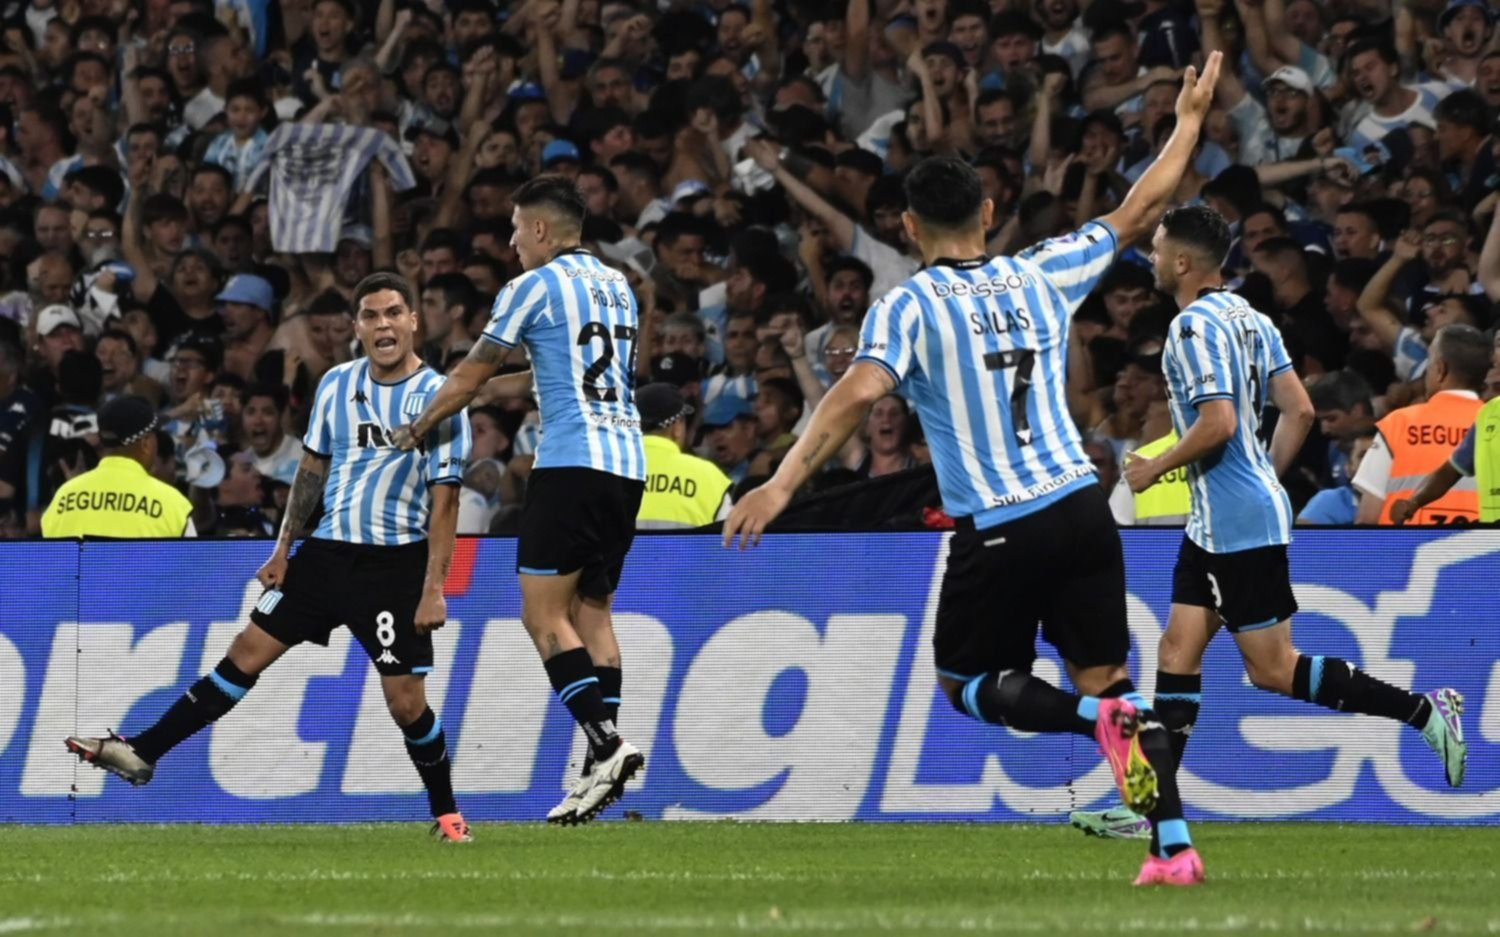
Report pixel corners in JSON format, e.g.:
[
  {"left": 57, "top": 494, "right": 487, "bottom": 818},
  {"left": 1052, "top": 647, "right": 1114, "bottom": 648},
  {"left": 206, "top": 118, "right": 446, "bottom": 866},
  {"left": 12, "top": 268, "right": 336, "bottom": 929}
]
[
  {"left": 577, "top": 321, "right": 639, "bottom": 403},
  {"left": 983, "top": 348, "right": 1036, "bottom": 446}
]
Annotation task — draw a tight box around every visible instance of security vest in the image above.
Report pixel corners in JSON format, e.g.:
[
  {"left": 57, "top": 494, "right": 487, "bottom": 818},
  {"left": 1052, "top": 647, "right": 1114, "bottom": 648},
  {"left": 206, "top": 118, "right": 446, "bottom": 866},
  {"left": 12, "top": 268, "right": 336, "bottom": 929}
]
[
  {"left": 42, "top": 455, "right": 194, "bottom": 538},
  {"left": 637, "top": 435, "right": 733, "bottom": 530},
  {"left": 1376, "top": 390, "right": 1483, "bottom": 525},
  {"left": 1132, "top": 432, "right": 1191, "bottom": 524},
  {"left": 1474, "top": 397, "right": 1500, "bottom": 523}
]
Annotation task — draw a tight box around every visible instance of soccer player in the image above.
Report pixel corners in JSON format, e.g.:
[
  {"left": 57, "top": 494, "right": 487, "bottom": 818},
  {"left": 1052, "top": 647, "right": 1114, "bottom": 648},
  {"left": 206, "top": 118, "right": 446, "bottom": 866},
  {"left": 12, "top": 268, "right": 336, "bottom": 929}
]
[
  {"left": 1069, "top": 205, "right": 1469, "bottom": 839},
  {"left": 66, "top": 273, "right": 477, "bottom": 844},
  {"left": 725, "top": 55, "right": 1230, "bottom": 887},
  {"left": 390, "top": 175, "right": 647, "bottom": 825}
]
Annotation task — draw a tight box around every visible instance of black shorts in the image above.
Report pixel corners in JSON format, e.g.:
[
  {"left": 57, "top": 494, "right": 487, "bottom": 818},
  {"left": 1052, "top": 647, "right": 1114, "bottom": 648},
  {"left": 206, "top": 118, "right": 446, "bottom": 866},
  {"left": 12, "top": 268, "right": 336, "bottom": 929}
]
[
  {"left": 934, "top": 484, "right": 1129, "bottom": 679},
  {"left": 517, "top": 467, "right": 645, "bottom": 599},
  {"left": 1171, "top": 537, "right": 1299, "bottom": 632},
  {"left": 250, "top": 537, "right": 433, "bottom": 676}
]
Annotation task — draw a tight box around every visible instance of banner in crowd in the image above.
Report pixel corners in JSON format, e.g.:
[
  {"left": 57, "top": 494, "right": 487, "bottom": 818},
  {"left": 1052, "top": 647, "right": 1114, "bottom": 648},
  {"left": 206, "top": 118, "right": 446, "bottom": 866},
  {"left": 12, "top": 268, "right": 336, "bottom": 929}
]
[{"left": 1, "top": 530, "right": 1496, "bottom": 824}]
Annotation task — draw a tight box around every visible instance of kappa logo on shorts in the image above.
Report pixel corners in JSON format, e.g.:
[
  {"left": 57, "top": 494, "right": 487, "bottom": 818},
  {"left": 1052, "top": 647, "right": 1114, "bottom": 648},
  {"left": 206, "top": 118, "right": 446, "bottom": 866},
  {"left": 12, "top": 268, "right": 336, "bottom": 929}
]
[
  {"left": 255, "top": 590, "right": 283, "bottom": 615},
  {"left": 376, "top": 649, "right": 400, "bottom": 665},
  {"left": 403, "top": 393, "right": 429, "bottom": 418}
]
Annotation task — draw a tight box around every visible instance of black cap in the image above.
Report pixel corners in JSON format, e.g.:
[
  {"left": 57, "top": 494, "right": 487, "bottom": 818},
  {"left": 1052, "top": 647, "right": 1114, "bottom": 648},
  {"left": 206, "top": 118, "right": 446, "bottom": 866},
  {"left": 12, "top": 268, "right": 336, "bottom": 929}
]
[
  {"left": 652, "top": 352, "right": 704, "bottom": 386},
  {"left": 98, "top": 395, "right": 159, "bottom": 447},
  {"left": 637, "top": 382, "right": 692, "bottom": 431}
]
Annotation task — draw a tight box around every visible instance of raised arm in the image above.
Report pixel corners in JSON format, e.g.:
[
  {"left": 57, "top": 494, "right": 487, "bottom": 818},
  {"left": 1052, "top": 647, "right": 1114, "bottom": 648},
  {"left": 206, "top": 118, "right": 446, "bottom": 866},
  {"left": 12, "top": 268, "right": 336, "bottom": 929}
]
[
  {"left": 1479, "top": 198, "right": 1500, "bottom": 301},
  {"left": 1100, "top": 52, "right": 1223, "bottom": 246},
  {"left": 1261, "top": 0, "right": 1306, "bottom": 71},
  {"left": 745, "top": 139, "right": 857, "bottom": 251},
  {"left": 843, "top": 0, "right": 870, "bottom": 81},
  {"left": 1195, "top": 0, "right": 1246, "bottom": 107},
  {"left": 1356, "top": 232, "right": 1421, "bottom": 351},
  {"left": 1234, "top": 0, "right": 1282, "bottom": 78}
]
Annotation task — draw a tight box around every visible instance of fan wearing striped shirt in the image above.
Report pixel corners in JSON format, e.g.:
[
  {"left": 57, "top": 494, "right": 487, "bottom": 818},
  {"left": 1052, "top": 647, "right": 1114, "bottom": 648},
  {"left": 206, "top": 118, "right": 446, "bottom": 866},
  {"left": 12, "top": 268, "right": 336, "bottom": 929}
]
[
  {"left": 392, "top": 175, "right": 648, "bottom": 825},
  {"left": 67, "top": 273, "right": 478, "bottom": 845}
]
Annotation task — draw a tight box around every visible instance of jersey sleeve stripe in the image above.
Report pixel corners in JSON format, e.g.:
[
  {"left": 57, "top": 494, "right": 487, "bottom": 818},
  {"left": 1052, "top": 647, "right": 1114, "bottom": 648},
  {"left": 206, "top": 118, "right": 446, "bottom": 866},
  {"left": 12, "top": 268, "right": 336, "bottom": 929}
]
[{"left": 854, "top": 354, "right": 903, "bottom": 385}]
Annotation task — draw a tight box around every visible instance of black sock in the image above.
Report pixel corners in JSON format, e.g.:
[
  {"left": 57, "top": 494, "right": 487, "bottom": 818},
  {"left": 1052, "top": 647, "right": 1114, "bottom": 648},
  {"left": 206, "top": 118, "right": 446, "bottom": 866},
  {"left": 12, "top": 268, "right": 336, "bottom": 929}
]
[
  {"left": 1293, "top": 655, "right": 1431, "bottom": 727},
  {"left": 1139, "top": 726, "right": 1193, "bottom": 859},
  {"left": 402, "top": 707, "right": 457, "bottom": 818},
  {"left": 544, "top": 648, "right": 620, "bottom": 761},
  {"left": 958, "top": 671, "right": 1096, "bottom": 737},
  {"left": 130, "top": 659, "right": 257, "bottom": 764},
  {"left": 1154, "top": 671, "right": 1202, "bottom": 768},
  {"left": 583, "top": 666, "right": 623, "bottom": 775}
]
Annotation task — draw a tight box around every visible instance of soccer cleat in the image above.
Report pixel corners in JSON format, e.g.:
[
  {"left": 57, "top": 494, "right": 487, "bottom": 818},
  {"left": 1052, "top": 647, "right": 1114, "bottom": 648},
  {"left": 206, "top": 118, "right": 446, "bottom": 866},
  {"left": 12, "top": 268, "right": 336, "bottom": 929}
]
[
  {"left": 1069, "top": 805, "right": 1152, "bottom": 840},
  {"left": 430, "top": 812, "right": 473, "bottom": 843},
  {"left": 567, "top": 741, "right": 644, "bottom": 824},
  {"left": 546, "top": 769, "right": 589, "bottom": 826},
  {"left": 1420, "top": 688, "right": 1467, "bottom": 788},
  {"left": 1094, "top": 698, "right": 1158, "bottom": 817},
  {"left": 1133, "top": 847, "right": 1205, "bottom": 887},
  {"left": 64, "top": 732, "right": 154, "bottom": 786}
]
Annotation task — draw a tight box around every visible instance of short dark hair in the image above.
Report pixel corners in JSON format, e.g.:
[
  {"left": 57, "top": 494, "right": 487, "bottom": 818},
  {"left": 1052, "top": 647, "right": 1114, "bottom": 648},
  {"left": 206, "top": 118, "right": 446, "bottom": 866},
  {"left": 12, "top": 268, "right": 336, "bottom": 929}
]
[
  {"left": 1309, "top": 369, "right": 1374, "bottom": 414},
  {"left": 826, "top": 255, "right": 874, "bottom": 290},
  {"left": 904, "top": 156, "right": 983, "bottom": 229},
  {"left": 1243, "top": 202, "right": 1287, "bottom": 230},
  {"left": 97, "top": 328, "right": 137, "bottom": 357},
  {"left": 1433, "top": 323, "right": 1491, "bottom": 388},
  {"left": 353, "top": 272, "right": 416, "bottom": 312},
  {"left": 427, "top": 272, "right": 483, "bottom": 321},
  {"left": 1434, "top": 89, "right": 1490, "bottom": 135},
  {"left": 1331, "top": 257, "right": 1379, "bottom": 293},
  {"left": 1347, "top": 38, "right": 1398, "bottom": 67},
  {"left": 142, "top": 193, "right": 188, "bottom": 226},
  {"left": 512, "top": 174, "right": 586, "bottom": 230},
  {"left": 420, "top": 227, "right": 463, "bottom": 256},
  {"left": 65, "top": 165, "right": 124, "bottom": 207},
  {"left": 241, "top": 381, "right": 289, "bottom": 412},
  {"left": 306, "top": 288, "right": 352, "bottom": 318},
  {"left": 191, "top": 162, "right": 232, "bottom": 189},
  {"left": 1090, "top": 20, "right": 1134, "bottom": 47},
  {"left": 1160, "top": 205, "right": 1233, "bottom": 266},
  {"left": 225, "top": 76, "right": 269, "bottom": 109},
  {"left": 578, "top": 164, "right": 619, "bottom": 192}
]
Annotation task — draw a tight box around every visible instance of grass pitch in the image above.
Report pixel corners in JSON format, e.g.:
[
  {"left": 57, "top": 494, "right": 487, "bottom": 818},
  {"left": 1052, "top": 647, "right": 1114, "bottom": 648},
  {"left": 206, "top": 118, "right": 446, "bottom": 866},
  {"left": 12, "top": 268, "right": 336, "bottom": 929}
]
[{"left": 0, "top": 823, "right": 1496, "bottom": 935}]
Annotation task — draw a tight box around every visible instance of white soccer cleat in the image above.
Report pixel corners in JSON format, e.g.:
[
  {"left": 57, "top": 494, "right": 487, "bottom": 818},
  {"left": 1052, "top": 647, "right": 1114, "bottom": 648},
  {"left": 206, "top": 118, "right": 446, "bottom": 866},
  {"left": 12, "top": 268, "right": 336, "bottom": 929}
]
[
  {"left": 566, "top": 741, "right": 644, "bottom": 824},
  {"left": 65, "top": 732, "right": 155, "bottom": 786},
  {"left": 546, "top": 769, "right": 589, "bottom": 825}
]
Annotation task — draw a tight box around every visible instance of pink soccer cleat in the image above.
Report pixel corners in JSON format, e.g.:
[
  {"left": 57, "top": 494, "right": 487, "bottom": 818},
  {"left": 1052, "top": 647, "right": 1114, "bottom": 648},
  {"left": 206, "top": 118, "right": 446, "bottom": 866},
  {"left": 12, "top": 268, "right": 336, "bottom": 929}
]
[
  {"left": 1094, "top": 698, "right": 1158, "bottom": 816},
  {"left": 1134, "top": 847, "right": 1206, "bottom": 887}
]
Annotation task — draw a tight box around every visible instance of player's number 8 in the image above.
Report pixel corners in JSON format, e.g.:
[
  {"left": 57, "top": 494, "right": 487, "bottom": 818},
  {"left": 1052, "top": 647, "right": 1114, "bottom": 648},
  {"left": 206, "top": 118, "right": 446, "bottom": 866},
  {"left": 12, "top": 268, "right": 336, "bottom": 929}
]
[{"left": 376, "top": 611, "right": 396, "bottom": 647}]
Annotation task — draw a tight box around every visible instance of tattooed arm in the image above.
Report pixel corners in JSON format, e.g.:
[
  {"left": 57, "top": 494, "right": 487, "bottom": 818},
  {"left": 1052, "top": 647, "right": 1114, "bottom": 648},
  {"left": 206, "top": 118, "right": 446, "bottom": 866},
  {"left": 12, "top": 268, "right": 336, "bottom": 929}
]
[
  {"left": 391, "top": 339, "right": 510, "bottom": 449},
  {"left": 722, "top": 362, "right": 895, "bottom": 548},
  {"left": 256, "top": 450, "right": 329, "bottom": 588}
]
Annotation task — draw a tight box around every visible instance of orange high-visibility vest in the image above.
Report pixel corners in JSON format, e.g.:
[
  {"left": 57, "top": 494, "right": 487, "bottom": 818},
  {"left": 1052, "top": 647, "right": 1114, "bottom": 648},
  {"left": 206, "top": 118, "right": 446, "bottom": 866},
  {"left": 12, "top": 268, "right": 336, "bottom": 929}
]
[{"left": 1377, "top": 390, "right": 1484, "bottom": 525}]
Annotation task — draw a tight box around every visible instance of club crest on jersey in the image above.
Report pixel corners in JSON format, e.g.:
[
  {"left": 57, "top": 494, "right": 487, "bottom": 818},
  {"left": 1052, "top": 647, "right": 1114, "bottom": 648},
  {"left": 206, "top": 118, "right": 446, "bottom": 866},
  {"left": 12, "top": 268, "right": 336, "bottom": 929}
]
[{"left": 403, "top": 392, "right": 428, "bottom": 418}]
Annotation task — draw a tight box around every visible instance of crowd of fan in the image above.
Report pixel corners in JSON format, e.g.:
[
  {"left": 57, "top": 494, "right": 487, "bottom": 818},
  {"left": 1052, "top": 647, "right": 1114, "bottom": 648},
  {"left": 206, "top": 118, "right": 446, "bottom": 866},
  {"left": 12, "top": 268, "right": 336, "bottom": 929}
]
[{"left": 3, "top": 0, "right": 1500, "bottom": 538}]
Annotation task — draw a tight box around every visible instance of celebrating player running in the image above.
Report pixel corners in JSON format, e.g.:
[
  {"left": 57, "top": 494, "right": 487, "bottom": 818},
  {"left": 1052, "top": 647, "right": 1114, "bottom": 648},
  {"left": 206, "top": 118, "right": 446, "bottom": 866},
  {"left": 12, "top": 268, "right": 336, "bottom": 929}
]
[{"left": 725, "top": 54, "right": 1226, "bottom": 886}]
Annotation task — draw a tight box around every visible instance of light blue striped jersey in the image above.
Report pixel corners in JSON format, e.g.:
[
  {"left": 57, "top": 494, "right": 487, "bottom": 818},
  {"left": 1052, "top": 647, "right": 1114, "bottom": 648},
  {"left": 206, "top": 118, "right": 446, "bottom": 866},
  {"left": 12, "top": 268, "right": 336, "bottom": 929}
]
[
  {"left": 303, "top": 359, "right": 472, "bottom": 546},
  {"left": 1162, "top": 290, "right": 1296, "bottom": 553},
  {"left": 482, "top": 249, "right": 646, "bottom": 481},
  {"left": 856, "top": 221, "right": 1119, "bottom": 527}
]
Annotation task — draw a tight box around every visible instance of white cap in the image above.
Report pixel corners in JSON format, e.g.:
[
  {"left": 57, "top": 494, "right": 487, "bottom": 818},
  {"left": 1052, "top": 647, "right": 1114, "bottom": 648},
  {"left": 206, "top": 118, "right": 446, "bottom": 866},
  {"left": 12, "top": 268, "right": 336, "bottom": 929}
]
[
  {"left": 36, "top": 304, "right": 82, "bottom": 336},
  {"left": 1262, "top": 65, "right": 1313, "bottom": 95}
]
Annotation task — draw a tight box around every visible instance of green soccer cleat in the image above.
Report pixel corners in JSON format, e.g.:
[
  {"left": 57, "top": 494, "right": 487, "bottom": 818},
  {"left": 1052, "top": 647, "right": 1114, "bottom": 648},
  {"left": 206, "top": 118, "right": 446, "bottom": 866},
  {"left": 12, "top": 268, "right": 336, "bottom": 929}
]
[
  {"left": 1420, "top": 688, "right": 1467, "bottom": 788},
  {"left": 1069, "top": 805, "right": 1152, "bottom": 840}
]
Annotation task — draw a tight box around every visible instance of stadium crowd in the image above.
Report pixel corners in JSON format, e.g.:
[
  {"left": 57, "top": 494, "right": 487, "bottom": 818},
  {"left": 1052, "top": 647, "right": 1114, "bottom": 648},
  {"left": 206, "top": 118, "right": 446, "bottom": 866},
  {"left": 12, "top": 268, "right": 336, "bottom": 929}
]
[{"left": 3, "top": 0, "right": 1500, "bottom": 537}]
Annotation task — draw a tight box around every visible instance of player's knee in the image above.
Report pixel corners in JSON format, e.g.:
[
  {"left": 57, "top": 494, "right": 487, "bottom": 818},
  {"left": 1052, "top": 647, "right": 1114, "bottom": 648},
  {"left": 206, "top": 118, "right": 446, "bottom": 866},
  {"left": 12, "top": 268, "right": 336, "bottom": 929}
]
[
  {"left": 382, "top": 682, "right": 428, "bottom": 726},
  {"left": 1244, "top": 654, "right": 1294, "bottom": 694}
]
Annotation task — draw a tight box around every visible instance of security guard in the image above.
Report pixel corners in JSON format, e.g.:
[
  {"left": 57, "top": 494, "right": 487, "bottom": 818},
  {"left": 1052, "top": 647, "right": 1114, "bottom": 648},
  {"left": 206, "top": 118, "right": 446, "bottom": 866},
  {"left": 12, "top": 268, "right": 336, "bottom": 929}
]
[
  {"left": 42, "top": 395, "right": 196, "bottom": 538},
  {"left": 1391, "top": 394, "right": 1500, "bottom": 525},
  {"left": 1354, "top": 324, "right": 1488, "bottom": 524},
  {"left": 636, "top": 382, "right": 733, "bottom": 530}
]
